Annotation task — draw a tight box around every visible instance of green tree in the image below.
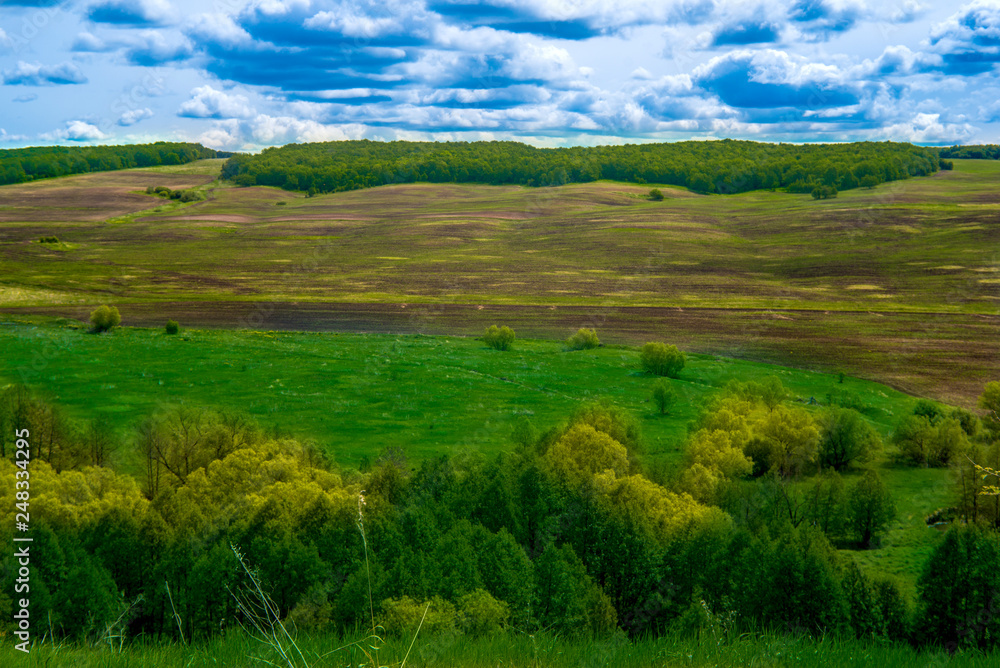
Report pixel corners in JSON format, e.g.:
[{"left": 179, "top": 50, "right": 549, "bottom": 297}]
[
  {"left": 89, "top": 305, "right": 121, "bottom": 333},
  {"left": 165, "top": 319, "right": 180, "bottom": 334},
  {"left": 649, "top": 188, "right": 664, "bottom": 201},
  {"left": 916, "top": 525, "right": 1000, "bottom": 650},
  {"left": 651, "top": 378, "right": 678, "bottom": 415},
  {"left": 848, "top": 470, "right": 896, "bottom": 548},
  {"left": 483, "top": 324, "right": 515, "bottom": 351},
  {"left": 640, "top": 342, "right": 685, "bottom": 378},
  {"left": 979, "top": 381, "right": 1000, "bottom": 437},
  {"left": 566, "top": 327, "right": 600, "bottom": 350},
  {"left": 818, "top": 408, "right": 881, "bottom": 471}
]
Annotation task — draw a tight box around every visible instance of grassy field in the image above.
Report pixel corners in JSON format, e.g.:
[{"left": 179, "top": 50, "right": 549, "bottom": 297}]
[
  {"left": 0, "top": 159, "right": 996, "bottom": 406},
  {"left": 0, "top": 315, "right": 922, "bottom": 468},
  {"left": 6, "top": 628, "right": 996, "bottom": 667}
]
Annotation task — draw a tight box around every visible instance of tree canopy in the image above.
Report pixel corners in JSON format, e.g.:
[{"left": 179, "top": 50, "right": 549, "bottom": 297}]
[{"left": 219, "top": 139, "right": 941, "bottom": 196}]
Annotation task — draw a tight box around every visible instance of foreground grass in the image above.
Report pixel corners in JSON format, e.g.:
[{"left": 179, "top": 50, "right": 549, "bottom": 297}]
[{"left": 6, "top": 630, "right": 996, "bottom": 667}]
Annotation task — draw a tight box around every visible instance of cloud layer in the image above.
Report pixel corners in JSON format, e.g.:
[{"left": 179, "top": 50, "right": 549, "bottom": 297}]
[{"left": 0, "top": 0, "right": 997, "bottom": 148}]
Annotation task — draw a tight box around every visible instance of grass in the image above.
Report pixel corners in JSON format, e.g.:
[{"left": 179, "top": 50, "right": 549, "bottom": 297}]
[
  {"left": 0, "top": 315, "right": 921, "bottom": 470},
  {"left": 5, "top": 629, "right": 997, "bottom": 667}
]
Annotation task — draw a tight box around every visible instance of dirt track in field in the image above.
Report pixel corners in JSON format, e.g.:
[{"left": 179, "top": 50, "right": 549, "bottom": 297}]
[{"left": 4, "top": 301, "right": 996, "bottom": 408}]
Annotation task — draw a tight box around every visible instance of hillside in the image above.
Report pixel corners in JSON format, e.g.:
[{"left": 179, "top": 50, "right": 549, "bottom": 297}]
[{"left": 1, "top": 158, "right": 997, "bottom": 406}]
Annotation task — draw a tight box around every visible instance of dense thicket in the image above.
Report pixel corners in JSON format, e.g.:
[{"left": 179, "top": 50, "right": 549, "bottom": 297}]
[
  {"left": 2, "top": 381, "right": 998, "bottom": 652},
  {"left": 0, "top": 142, "right": 224, "bottom": 186},
  {"left": 939, "top": 144, "right": 1000, "bottom": 160},
  {"left": 219, "top": 139, "right": 940, "bottom": 195}
]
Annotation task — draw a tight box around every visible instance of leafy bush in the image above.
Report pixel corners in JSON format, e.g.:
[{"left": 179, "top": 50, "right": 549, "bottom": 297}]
[
  {"left": 483, "top": 325, "right": 515, "bottom": 351},
  {"left": 811, "top": 184, "right": 838, "bottom": 200},
  {"left": 39, "top": 236, "right": 59, "bottom": 244},
  {"left": 640, "top": 342, "right": 685, "bottom": 377},
  {"left": 165, "top": 319, "right": 180, "bottom": 335},
  {"left": 458, "top": 589, "right": 510, "bottom": 636},
  {"left": 649, "top": 188, "right": 664, "bottom": 201},
  {"left": 566, "top": 327, "right": 599, "bottom": 350},
  {"left": 818, "top": 408, "right": 881, "bottom": 471},
  {"left": 89, "top": 305, "right": 121, "bottom": 333},
  {"left": 381, "top": 595, "right": 457, "bottom": 636}
]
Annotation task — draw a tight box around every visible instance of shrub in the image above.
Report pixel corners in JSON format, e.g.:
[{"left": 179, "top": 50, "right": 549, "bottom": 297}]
[
  {"left": 381, "top": 595, "right": 457, "bottom": 636},
  {"left": 165, "top": 319, "right": 180, "bottom": 335},
  {"left": 483, "top": 325, "right": 515, "bottom": 351},
  {"left": 640, "top": 342, "right": 685, "bottom": 377},
  {"left": 811, "top": 184, "right": 838, "bottom": 200},
  {"left": 39, "top": 236, "right": 59, "bottom": 244},
  {"left": 649, "top": 188, "right": 664, "bottom": 201},
  {"left": 179, "top": 189, "right": 203, "bottom": 203},
  {"left": 153, "top": 186, "right": 171, "bottom": 196},
  {"left": 458, "top": 589, "right": 509, "bottom": 637},
  {"left": 89, "top": 305, "right": 121, "bottom": 333},
  {"left": 566, "top": 327, "right": 599, "bottom": 350}
]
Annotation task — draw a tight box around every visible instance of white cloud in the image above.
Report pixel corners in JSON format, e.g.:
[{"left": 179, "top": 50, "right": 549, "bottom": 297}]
[
  {"left": 179, "top": 86, "right": 255, "bottom": 119},
  {"left": 2, "top": 61, "right": 87, "bottom": 86},
  {"left": 40, "top": 121, "right": 110, "bottom": 142},
  {"left": 118, "top": 107, "right": 155, "bottom": 126},
  {"left": 184, "top": 13, "right": 253, "bottom": 48},
  {"left": 72, "top": 32, "right": 109, "bottom": 52},
  {"left": 877, "top": 112, "right": 976, "bottom": 144}
]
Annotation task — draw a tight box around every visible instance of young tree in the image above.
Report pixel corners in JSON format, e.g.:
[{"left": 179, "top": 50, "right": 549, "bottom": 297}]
[
  {"left": 651, "top": 379, "right": 678, "bottom": 416},
  {"left": 640, "top": 342, "right": 685, "bottom": 378},
  {"left": 818, "top": 408, "right": 881, "bottom": 471},
  {"left": 979, "top": 381, "right": 1000, "bottom": 437},
  {"left": 848, "top": 470, "right": 896, "bottom": 548}
]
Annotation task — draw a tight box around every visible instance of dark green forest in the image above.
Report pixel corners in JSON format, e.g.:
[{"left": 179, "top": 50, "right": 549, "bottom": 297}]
[
  {"left": 219, "top": 139, "right": 942, "bottom": 195},
  {"left": 939, "top": 144, "right": 1000, "bottom": 160},
  {"left": 0, "top": 143, "right": 225, "bottom": 186},
  {"left": 2, "top": 379, "right": 998, "bottom": 651}
]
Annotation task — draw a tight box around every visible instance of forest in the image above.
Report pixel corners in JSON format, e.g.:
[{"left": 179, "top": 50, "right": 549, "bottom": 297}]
[
  {"left": 0, "top": 143, "right": 225, "bottom": 186},
  {"left": 218, "top": 139, "right": 943, "bottom": 195},
  {"left": 2, "top": 374, "right": 998, "bottom": 652},
  {"left": 939, "top": 144, "right": 1000, "bottom": 160}
]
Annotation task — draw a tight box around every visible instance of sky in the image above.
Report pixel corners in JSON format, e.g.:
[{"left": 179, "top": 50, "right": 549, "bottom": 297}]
[{"left": 0, "top": 0, "right": 998, "bottom": 150}]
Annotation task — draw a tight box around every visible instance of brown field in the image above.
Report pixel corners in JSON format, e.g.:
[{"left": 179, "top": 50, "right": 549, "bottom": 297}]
[{"left": 0, "top": 170, "right": 215, "bottom": 222}]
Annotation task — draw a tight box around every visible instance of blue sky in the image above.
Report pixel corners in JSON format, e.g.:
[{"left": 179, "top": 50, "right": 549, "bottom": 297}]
[{"left": 1, "top": 0, "right": 998, "bottom": 149}]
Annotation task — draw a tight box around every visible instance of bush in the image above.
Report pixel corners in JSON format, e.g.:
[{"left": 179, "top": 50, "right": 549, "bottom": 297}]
[
  {"left": 89, "top": 305, "right": 121, "bottom": 333},
  {"left": 458, "top": 589, "right": 510, "bottom": 636},
  {"left": 566, "top": 327, "right": 599, "bottom": 350},
  {"left": 483, "top": 325, "right": 515, "bottom": 351},
  {"left": 640, "top": 342, "right": 685, "bottom": 377},
  {"left": 811, "top": 184, "right": 838, "bottom": 199},
  {"left": 165, "top": 319, "right": 180, "bottom": 335},
  {"left": 39, "top": 236, "right": 59, "bottom": 244},
  {"left": 818, "top": 408, "right": 881, "bottom": 471},
  {"left": 649, "top": 188, "right": 664, "bottom": 201}
]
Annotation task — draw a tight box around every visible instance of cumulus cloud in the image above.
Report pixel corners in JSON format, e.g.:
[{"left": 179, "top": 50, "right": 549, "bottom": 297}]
[
  {"left": 179, "top": 86, "right": 256, "bottom": 119},
  {"left": 72, "top": 32, "right": 110, "bottom": 52},
  {"left": 2, "top": 61, "right": 87, "bottom": 86},
  {"left": 928, "top": 0, "right": 1000, "bottom": 75},
  {"left": 118, "top": 107, "right": 154, "bottom": 126},
  {"left": 87, "top": 0, "right": 172, "bottom": 26},
  {"left": 40, "top": 120, "right": 110, "bottom": 142},
  {"left": 196, "top": 114, "right": 367, "bottom": 150},
  {"left": 877, "top": 112, "right": 976, "bottom": 144},
  {"left": 694, "top": 49, "right": 859, "bottom": 109},
  {"left": 125, "top": 30, "right": 193, "bottom": 65}
]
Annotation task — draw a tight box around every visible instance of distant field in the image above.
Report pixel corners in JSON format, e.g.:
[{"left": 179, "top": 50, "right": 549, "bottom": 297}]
[{"left": 0, "top": 159, "right": 997, "bottom": 406}]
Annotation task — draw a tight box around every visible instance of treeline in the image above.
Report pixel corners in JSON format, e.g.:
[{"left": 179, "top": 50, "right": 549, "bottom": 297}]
[
  {"left": 219, "top": 139, "right": 942, "bottom": 195},
  {"left": 1, "top": 380, "right": 998, "bottom": 653},
  {"left": 939, "top": 144, "right": 1000, "bottom": 160},
  {"left": 0, "top": 142, "right": 226, "bottom": 186}
]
